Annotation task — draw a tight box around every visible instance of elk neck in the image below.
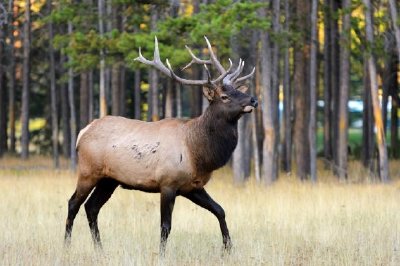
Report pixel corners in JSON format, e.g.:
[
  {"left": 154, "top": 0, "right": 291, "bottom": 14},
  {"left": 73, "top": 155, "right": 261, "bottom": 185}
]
[{"left": 185, "top": 103, "right": 239, "bottom": 175}]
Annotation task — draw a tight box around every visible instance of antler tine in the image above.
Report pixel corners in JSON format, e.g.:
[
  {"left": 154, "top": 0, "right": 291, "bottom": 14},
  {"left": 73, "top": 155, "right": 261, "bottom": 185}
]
[
  {"left": 212, "top": 58, "right": 233, "bottom": 83},
  {"left": 235, "top": 66, "right": 256, "bottom": 83},
  {"left": 204, "top": 64, "right": 212, "bottom": 82},
  {"left": 135, "top": 36, "right": 238, "bottom": 87},
  {"left": 204, "top": 36, "right": 226, "bottom": 74},
  {"left": 182, "top": 45, "right": 211, "bottom": 71},
  {"left": 223, "top": 59, "right": 244, "bottom": 85},
  {"left": 134, "top": 36, "right": 172, "bottom": 78},
  {"left": 166, "top": 59, "right": 209, "bottom": 85},
  {"left": 231, "top": 60, "right": 245, "bottom": 81}
]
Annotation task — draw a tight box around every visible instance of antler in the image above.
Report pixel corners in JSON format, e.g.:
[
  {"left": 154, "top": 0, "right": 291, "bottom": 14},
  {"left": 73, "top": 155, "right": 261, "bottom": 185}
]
[{"left": 134, "top": 36, "right": 254, "bottom": 87}]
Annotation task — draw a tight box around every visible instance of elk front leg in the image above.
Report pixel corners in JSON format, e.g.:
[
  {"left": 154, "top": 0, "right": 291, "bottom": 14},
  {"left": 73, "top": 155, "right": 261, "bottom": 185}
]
[
  {"left": 159, "top": 187, "right": 176, "bottom": 256},
  {"left": 182, "top": 188, "right": 232, "bottom": 251}
]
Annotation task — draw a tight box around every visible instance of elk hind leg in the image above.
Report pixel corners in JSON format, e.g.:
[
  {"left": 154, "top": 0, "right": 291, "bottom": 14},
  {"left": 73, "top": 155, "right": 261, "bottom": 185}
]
[
  {"left": 65, "top": 179, "right": 97, "bottom": 246},
  {"left": 84, "top": 178, "right": 119, "bottom": 248},
  {"left": 159, "top": 187, "right": 176, "bottom": 256}
]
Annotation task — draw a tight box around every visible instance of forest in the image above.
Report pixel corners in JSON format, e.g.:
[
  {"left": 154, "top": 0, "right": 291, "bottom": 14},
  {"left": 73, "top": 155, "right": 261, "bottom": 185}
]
[{"left": 0, "top": 0, "right": 399, "bottom": 184}]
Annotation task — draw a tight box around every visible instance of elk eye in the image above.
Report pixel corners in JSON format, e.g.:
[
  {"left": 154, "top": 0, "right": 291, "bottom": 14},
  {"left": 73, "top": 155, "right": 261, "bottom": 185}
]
[{"left": 221, "top": 95, "right": 229, "bottom": 101}]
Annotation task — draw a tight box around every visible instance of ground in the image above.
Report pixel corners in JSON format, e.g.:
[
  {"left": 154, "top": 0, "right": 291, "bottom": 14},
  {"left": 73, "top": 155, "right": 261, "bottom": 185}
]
[{"left": 0, "top": 157, "right": 400, "bottom": 265}]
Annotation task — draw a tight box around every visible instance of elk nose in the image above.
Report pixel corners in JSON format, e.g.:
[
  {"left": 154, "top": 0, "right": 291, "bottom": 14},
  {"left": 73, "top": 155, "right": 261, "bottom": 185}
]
[{"left": 251, "top": 97, "right": 258, "bottom": 108}]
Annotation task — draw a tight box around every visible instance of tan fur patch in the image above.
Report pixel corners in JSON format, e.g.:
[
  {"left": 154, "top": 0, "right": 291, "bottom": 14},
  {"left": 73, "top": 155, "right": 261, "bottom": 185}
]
[{"left": 76, "top": 123, "right": 92, "bottom": 148}]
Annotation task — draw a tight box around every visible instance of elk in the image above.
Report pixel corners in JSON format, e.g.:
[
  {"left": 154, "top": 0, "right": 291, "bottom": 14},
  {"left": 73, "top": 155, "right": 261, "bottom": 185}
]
[{"left": 64, "top": 36, "right": 258, "bottom": 254}]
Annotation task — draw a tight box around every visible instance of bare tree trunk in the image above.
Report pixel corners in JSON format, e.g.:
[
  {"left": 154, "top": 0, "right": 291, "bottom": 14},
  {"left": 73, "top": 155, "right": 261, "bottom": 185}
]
[
  {"left": 260, "top": 5, "right": 277, "bottom": 184},
  {"left": 388, "top": 0, "right": 400, "bottom": 65},
  {"left": 281, "top": 0, "right": 292, "bottom": 173},
  {"left": 323, "top": 0, "right": 332, "bottom": 167},
  {"left": 88, "top": 70, "right": 93, "bottom": 121},
  {"left": 149, "top": 5, "right": 159, "bottom": 121},
  {"left": 0, "top": 27, "right": 5, "bottom": 156},
  {"left": 48, "top": 0, "right": 59, "bottom": 168},
  {"left": 390, "top": 58, "right": 399, "bottom": 158},
  {"left": 363, "top": 0, "right": 389, "bottom": 182},
  {"left": 293, "top": 0, "right": 311, "bottom": 180},
  {"left": 331, "top": 0, "right": 340, "bottom": 175},
  {"left": 231, "top": 32, "right": 245, "bottom": 183},
  {"left": 21, "top": 0, "right": 31, "bottom": 159},
  {"left": 98, "top": 0, "right": 107, "bottom": 117},
  {"left": 61, "top": 56, "right": 71, "bottom": 158},
  {"left": 111, "top": 3, "right": 123, "bottom": 117},
  {"left": 120, "top": 66, "right": 126, "bottom": 116},
  {"left": 309, "top": 0, "right": 318, "bottom": 182},
  {"left": 134, "top": 69, "right": 141, "bottom": 119},
  {"left": 163, "top": 0, "right": 180, "bottom": 119},
  {"left": 7, "top": 0, "right": 16, "bottom": 153},
  {"left": 362, "top": 61, "right": 375, "bottom": 172},
  {"left": 80, "top": 72, "right": 89, "bottom": 128},
  {"left": 111, "top": 64, "right": 121, "bottom": 116},
  {"left": 165, "top": 79, "right": 174, "bottom": 118},
  {"left": 176, "top": 84, "right": 182, "bottom": 118},
  {"left": 68, "top": 21, "right": 77, "bottom": 170},
  {"left": 337, "top": 0, "right": 351, "bottom": 180},
  {"left": 271, "top": 0, "right": 280, "bottom": 179}
]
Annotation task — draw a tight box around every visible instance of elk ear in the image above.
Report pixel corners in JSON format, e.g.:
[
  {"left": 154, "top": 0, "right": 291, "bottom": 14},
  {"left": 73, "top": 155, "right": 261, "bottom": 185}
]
[
  {"left": 237, "top": 85, "right": 249, "bottom": 93},
  {"left": 203, "top": 86, "right": 215, "bottom": 101}
]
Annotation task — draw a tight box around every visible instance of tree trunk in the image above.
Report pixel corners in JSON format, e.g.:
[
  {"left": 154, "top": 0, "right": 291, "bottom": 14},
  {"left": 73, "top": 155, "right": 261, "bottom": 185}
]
[
  {"left": 0, "top": 47, "right": 5, "bottom": 156},
  {"left": 271, "top": 0, "right": 280, "bottom": 179},
  {"left": 21, "top": 0, "right": 31, "bottom": 159},
  {"left": 363, "top": 0, "right": 389, "bottom": 182},
  {"left": 0, "top": 15, "right": 6, "bottom": 157},
  {"left": 260, "top": 5, "right": 277, "bottom": 184},
  {"left": 293, "top": 0, "right": 311, "bottom": 180},
  {"left": 309, "top": 0, "right": 318, "bottom": 182},
  {"left": 7, "top": 0, "right": 16, "bottom": 153},
  {"left": 68, "top": 21, "right": 77, "bottom": 170},
  {"left": 120, "top": 66, "right": 126, "bottom": 116},
  {"left": 231, "top": 32, "right": 245, "bottom": 183},
  {"left": 80, "top": 72, "right": 89, "bottom": 128},
  {"left": 362, "top": 61, "right": 375, "bottom": 172},
  {"left": 111, "top": 3, "right": 124, "bottom": 117},
  {"left": 111, "top": 64, "right": 121, "bottom": 116},
  {"left": 330, "top": 0, "right": 340, "bottom": 175},
  {"left": 390, "top": 57, "right": 399, "bottom": 158},
  {"left": 98, "top": 0, "right": 107, "bottom": 117},
  {"left": 281, "top": 0, "right": 292, "bottom": 173},
  {"left": 88, "top": 70, "right": 94, "bottom": 121},
  {"left": 388, "top": 0, "right": 400, "bottom": 65},
  {"left": 48, "top": 0, "right": 59, "bottom": 168},
  {"left": 176, "top": 84, "right": 182, "bottom": 118},
  {"left": 149, "top": 5, "right": 159, "bottom": 121},
  {"left": 61, "top": 55, "right": 71, "bottom": 158},
  {"left": 323, "top": 0, "right": 332, "bottom": 168},
  {"left": 134, "top": 69, "right": 141, "bottom": 119},
  {"left": 337, "top": 0, "right": 351, "bottom": 180}
]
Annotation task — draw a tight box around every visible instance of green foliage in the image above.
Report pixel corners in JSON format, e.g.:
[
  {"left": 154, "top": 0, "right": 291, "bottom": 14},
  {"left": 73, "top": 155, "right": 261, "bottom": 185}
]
[{"left": 49, "top": 0, "right": 269, "bottom": 73}]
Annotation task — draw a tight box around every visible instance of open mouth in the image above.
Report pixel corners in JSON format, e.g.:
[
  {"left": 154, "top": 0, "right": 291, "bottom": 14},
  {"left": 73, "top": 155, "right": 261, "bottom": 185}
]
[{"left": 243, "top": 106, "right": 255, "bottom": 113}]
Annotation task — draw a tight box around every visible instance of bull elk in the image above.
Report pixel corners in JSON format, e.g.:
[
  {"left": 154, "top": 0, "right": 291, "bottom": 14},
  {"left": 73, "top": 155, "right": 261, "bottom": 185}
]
[{"left": 64, "top": 36, "right": 258, "bottom": 254}]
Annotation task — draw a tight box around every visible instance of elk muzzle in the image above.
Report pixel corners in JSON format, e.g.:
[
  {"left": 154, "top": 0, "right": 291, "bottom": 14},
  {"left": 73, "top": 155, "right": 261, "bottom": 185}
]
[{"left": 243, "top": 96, "right": 258, "bottom": 113}]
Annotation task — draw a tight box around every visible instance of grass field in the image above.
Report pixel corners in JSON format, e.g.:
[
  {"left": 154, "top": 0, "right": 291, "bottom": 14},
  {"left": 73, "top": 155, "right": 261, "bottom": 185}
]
[{"left": 1, "top": 157, "right": 400, "bottom": 265}]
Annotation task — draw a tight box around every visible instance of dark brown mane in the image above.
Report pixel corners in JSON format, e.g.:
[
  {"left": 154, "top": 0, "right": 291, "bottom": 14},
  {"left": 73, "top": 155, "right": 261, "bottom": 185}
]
[{"left": 186, "top": 103, "right": 238, "bottom": 175}]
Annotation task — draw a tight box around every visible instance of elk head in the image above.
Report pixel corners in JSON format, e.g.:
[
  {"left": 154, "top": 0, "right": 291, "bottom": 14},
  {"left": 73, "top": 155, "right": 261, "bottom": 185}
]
[{"left": 135, "top": 36, "right": 258, "bottom": 121}]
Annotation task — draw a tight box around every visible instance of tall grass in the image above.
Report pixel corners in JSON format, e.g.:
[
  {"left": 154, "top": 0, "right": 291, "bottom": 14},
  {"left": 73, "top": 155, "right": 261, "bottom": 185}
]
[{"left": 0, "top": 157, "right": 400, "bottom": 265}]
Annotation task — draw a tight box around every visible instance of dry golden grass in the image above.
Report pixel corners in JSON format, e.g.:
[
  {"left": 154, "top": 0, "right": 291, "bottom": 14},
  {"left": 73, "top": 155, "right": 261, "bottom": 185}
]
[{"left": 1, "top": 157, "right": 400, "bottom": 265}]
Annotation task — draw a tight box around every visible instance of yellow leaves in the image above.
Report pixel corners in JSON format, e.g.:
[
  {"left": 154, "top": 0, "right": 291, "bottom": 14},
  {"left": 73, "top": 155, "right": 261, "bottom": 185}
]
[{"left": 17, "top": 0, "right": 45, "bottom": 13}]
